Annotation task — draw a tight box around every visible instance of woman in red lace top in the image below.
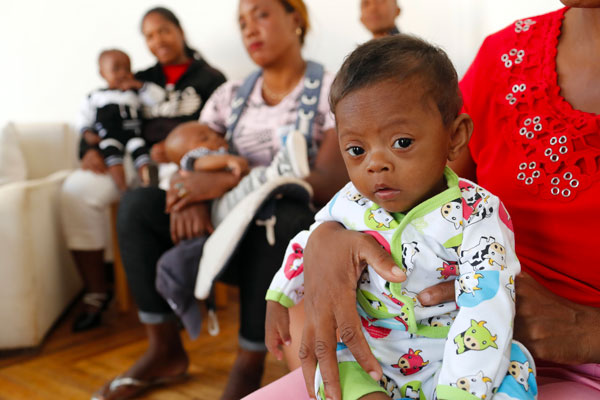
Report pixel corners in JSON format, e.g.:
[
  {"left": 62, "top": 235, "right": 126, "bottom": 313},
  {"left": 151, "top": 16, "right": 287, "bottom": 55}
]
[{"left": 292, "top": 3, "right": 600, "bottom": 400}]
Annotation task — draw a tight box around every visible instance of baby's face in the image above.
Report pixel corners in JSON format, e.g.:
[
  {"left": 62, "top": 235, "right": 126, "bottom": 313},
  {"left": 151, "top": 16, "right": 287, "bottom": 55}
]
[
  {"left": 335, "top": 78, "right": 452, "bottom": 213},
  {"left": 99, "top": 51, "right": 133, "bottom": 90}
]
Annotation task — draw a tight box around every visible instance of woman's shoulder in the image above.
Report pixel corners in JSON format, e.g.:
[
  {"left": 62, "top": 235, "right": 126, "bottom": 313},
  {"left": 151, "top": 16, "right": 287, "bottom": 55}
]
[
  {"left": 478, "top": 7, "right": 565, "bottom": 55},
  {"left": 205, "top": 79, "right": 244, "bottom": 105},
  {"left": 134, "top": 63, "right": 162, "bottom": 82},
  {"left": 187, "top": 58, "right": 227, "bottom": 83}
]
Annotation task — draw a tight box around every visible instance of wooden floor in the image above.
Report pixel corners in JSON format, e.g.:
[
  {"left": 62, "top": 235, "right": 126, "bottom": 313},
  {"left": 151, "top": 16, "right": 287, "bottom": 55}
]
[{"left": 0, "top": 288, "right": 288, "bottom": 399}]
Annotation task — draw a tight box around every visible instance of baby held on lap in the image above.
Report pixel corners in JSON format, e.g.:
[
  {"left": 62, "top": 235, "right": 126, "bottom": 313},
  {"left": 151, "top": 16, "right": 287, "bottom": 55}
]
[
  {"left": 164, "top": 121, "right": 311, "bottom": 227},
  {"left": 266, "top": 35, "right": 538, "bottom": 400}
]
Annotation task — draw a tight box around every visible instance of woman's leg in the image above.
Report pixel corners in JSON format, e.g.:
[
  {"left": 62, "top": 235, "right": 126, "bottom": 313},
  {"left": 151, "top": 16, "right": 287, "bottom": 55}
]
[
  {"left": 61, "top": 169, "right": 119, "bottom": 331},
  {"left": 93, "top": 187, "right": 188, "bottom": 400},
  {"left": 220, "top": 197, "right": 315, "bottom": 399}
]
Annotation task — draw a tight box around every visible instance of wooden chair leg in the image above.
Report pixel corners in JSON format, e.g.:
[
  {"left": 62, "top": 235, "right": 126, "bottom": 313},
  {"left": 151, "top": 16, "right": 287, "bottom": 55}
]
[
  {"left": 110, "top": 203, "right": 130, "bottom": 313},
  {"left": 214, "top": 282, "right": 229, "bottom": 309}
]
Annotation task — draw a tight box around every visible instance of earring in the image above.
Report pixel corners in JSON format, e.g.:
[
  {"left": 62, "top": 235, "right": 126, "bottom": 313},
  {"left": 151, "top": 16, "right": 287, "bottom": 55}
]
[{"left": 295, "top": 27, "right": 302, "bottom": 36}]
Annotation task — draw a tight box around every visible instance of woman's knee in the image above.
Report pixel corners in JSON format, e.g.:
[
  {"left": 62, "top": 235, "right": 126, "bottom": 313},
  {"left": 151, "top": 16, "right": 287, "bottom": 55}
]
[
  {"left": 61, "top": 169, "right": 119, "bottom": 207},
  {"left": 117, "top": 187, "right": 164, "bottom": 234}
]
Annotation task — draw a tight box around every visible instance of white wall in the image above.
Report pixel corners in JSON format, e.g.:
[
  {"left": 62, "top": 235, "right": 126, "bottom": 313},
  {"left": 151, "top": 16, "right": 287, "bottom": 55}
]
[{"left": 1, "top": 0, "right": 563, "bottom": 130}]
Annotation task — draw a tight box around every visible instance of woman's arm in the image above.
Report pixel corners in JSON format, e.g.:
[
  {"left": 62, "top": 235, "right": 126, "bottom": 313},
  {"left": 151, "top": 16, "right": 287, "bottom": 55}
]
[
  {"left": 514, "top": 273, "right": 600, "bottom": 364},
  {"left": 299, "top": 222, "right": 405, "bottom": 400},
  {"left": 304, "top": 128, "right": 349, "bottom": 206}
]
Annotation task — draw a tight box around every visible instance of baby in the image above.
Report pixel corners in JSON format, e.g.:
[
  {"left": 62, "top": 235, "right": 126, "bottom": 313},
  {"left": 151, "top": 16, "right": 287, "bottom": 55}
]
[
  {"left": 78, "top": 49, "right": 152, "bottom": 191},
  {"left": 164, "top": 121, "right": 310, "bottom": 227},
  {"left": 266, "top": 36, "right": 537, "bottom": 400}
]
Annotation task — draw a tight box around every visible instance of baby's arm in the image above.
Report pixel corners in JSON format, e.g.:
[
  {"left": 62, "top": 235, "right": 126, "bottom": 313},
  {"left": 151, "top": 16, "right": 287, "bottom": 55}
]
[
  {"left": 265, "top": 182, "right": 358, "bottom": 360},
  {"left": 265, "top": 186, "right": 349, "bottom": 359},
  {"left": 436, "top": 190, "right": 522, "bottom": 400},
  {"left": 265, "top": 229, "right": 311, "bottom": 360},
  {"left": 107, "top": 164, "right": 127, "bottom": 192},
  {"left": 193, "top": 154, "right": 249, "bottom": 177}
]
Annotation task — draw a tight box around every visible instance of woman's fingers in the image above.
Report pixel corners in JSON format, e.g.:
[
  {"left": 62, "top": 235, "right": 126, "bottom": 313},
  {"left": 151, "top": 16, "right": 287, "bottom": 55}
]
[
  {"left": 299, "top": 325, "right": 319, "bottom": 399},
  {"left": 417, "top": 281, "right": 455, "bottom": 306},
  {"left": 184, "top": 216, "right": 194, "bottom": 240},
  {"left": 335, "top": 304, "right": 382, "bottom": 383},
  {"left": 358, "top": 233, "right": 406, "bottom": 283},
  {"left": 312, "top": 316, "right": 341, "bottom": 400},
  {"left": 169, "top": 213, "right": 180, "bottom": 244},
  {"left": 171, "top": 195, "right": 192, "bottom": 212}
]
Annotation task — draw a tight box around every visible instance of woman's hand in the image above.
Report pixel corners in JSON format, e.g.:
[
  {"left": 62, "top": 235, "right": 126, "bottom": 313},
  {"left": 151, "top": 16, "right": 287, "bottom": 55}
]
[
  {"left": 169, "top": 202, "right": 214, "bottom": 244},
  {"left": 80, "top": 149, "right": 107, "bottom": 174},
  {"left": 514, "top": 272, "right": 600, "bottom": 365},
  {"left": 166, "top": 170, "right": 241, "bottom": 213},
  {"left": 150, "top": 141, "right": 170, "bottom": 164},
  {"left": 299, "top": 222, "right": 406, "bottom": 400}
]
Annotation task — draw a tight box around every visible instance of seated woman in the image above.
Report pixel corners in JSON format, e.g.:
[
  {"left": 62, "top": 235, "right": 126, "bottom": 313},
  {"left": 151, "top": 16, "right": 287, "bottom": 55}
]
[
  {"left": 60, "top": 6, "right": 225, "bottom": 333},
  {"left": 263, "top": 2, "right": 600, "bottom": 400},
  {"left": 93, "top": 0, "right": 347, "bottom": 399}
]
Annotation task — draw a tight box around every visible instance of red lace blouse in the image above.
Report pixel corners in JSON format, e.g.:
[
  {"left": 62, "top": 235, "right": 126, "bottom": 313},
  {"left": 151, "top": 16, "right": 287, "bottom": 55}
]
[{"left": 460, "top": 7, "right": 600, "bottom": 307}]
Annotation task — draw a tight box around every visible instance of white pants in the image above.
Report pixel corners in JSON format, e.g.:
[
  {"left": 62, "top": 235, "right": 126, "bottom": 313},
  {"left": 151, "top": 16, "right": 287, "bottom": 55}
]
[
  {"left": 60, "top": 169, "right": 119, "bottom": 258},
  {"left": 60, "top": 162, "right": 178, "bottom": 258}
]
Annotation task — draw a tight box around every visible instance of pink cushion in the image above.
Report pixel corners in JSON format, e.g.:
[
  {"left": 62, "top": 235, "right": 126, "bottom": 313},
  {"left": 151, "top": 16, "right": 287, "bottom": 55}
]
[
  {"left": 245, "top": 364, "right": 600, "bottom": 399},
  {"left": 243, "top": 368, "right": 310, "bottom": 400}
]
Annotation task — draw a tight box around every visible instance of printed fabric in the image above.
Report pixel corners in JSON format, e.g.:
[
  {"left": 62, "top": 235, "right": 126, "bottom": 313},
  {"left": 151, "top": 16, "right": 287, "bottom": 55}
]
[
  {"left": 267, "top": 168, "right": 537, "bottom": 400},
  {"left": 199, "top": 72, "right": 335, "bottom": 167}
]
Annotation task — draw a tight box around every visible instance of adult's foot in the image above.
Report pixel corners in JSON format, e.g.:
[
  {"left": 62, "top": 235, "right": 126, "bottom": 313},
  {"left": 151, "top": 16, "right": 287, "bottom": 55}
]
[
  {"left": 92, "top": 321, "right": 189, "bottom": 400},
  {"left": 220, "top": 349, "right": 267, "bottom": 400}
]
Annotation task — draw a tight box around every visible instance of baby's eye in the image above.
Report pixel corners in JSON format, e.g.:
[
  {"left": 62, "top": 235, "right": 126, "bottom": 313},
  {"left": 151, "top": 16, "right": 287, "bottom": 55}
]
[
  {"left": 347, "top": 146, "right": 365, "bottom": 156},
  {"left": 393, "top": 138, "right": 413, "bottom": 149}
]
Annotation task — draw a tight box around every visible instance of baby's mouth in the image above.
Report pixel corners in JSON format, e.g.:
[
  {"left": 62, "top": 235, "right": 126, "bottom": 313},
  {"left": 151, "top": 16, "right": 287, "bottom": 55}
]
[{"left": 373, "top": 185, "right": 400, "bottom": 200}]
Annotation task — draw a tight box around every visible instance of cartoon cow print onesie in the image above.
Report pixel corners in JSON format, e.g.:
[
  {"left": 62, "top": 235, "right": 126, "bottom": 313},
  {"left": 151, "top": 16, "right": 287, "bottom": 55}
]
[{"left": 267, "top": 168, "right": 538, "bottom": 400}]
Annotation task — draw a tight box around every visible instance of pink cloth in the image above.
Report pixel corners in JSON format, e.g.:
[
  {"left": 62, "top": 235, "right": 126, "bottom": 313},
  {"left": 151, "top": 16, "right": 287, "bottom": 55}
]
[
  {"left": 243, "top": 368, "right": 310, "bottom": 400},
  {"left": 537, "top": 363, "right": 600, "bottom": 400},
  {"left": 246, "top": 364, "right": 600, "bottom": 399}
]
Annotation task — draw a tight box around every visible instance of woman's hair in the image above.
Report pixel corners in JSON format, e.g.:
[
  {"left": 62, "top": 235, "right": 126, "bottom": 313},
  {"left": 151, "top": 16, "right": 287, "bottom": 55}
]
[
  {"left": 141, "top": 7, "right": 200, "bottom": 60},
  {"left": 279, "top": 0, "right": 310, "bottom": 45},
  {"left": 329, "top": 34, "right": 462, "bottom": 126}
]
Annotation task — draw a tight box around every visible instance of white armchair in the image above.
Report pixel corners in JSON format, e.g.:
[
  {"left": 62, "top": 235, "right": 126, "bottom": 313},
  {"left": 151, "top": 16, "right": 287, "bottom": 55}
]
[{"left": 0, "top": 122, "right": 82, "bottom": 349}]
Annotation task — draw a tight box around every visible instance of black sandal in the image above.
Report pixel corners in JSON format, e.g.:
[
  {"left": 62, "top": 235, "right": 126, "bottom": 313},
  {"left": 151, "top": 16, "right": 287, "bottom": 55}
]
[{"left": 72, "top": 291, "right": 112, "bottom": 332}]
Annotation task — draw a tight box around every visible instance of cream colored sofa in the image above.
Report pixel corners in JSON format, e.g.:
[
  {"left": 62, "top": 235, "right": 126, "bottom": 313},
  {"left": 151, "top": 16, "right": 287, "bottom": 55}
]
[{"left": 0, "top": 122, "right": 82, "bottom": 349}]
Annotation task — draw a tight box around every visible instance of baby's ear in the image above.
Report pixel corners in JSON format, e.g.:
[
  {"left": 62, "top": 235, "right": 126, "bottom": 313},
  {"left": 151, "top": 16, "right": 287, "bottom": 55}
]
[{"left": 447, "top": 114, "right": 473, "bottom": 162}]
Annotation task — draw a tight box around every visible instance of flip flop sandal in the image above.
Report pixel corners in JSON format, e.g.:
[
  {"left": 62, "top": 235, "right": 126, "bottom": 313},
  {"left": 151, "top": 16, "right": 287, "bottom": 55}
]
[{"left": 91, "top": 373, "right": 189, "bottom": 400}]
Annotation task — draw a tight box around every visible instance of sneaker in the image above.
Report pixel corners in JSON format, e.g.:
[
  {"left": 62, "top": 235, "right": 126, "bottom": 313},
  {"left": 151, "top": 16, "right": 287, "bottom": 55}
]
[{"left": 265, "top": 130, "right": 310, "bottom": 181}]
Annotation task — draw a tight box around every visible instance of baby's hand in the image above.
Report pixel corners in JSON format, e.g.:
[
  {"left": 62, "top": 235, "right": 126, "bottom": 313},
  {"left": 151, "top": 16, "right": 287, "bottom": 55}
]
[
  {"left": 226, "top": 156, "right": 249, "bottom": 178},
  {"left": 83, "top": 130, "right": 101, "bottom": 146},
  {"left": 119, "top": 77, "right": 144, "bottom": 91},
  {"left": 265, "top": 301, "right": 291, "bottom": 361}
]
